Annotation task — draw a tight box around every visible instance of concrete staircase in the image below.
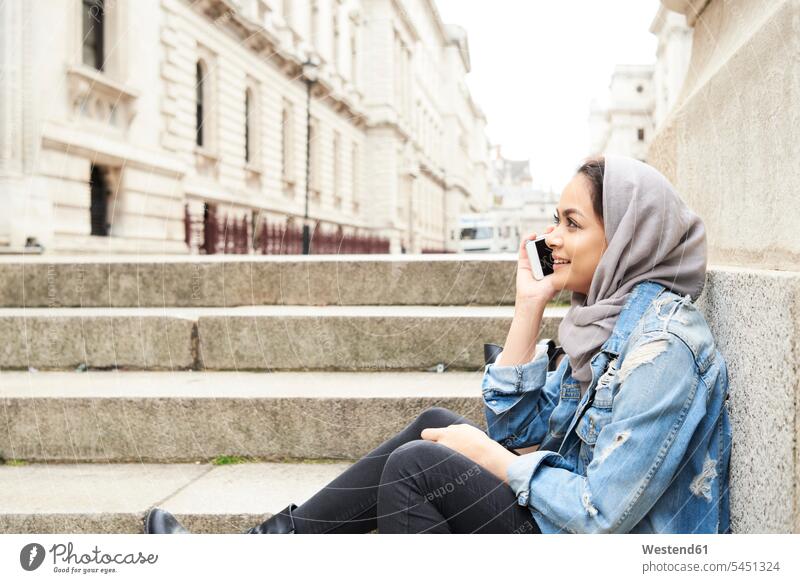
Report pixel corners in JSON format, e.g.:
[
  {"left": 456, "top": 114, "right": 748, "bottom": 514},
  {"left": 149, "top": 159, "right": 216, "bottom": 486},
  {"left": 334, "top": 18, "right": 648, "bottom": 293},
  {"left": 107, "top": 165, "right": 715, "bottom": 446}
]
[{"left": 0, "top": 254, "right": 570, "bottom": 533}]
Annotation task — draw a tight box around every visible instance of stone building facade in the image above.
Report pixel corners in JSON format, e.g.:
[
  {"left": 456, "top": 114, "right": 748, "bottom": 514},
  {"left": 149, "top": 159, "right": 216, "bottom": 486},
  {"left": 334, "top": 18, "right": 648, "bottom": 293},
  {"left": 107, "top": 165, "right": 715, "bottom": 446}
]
[
  {"left": 587, "top": 64, "right": 655, "bottom": 161},
  {"left": 488, "top": 146, "right": 558, "bottom": 243},
  {"left": 0, "top": 0, "right": 490, "bottom": 254}
]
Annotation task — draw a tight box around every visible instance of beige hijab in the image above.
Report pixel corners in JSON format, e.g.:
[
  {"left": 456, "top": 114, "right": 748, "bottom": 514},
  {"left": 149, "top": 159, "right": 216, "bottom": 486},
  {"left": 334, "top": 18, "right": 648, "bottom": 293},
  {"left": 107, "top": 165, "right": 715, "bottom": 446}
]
[{"left": 558, "top": 155, "right": 707, "bottom": 394}]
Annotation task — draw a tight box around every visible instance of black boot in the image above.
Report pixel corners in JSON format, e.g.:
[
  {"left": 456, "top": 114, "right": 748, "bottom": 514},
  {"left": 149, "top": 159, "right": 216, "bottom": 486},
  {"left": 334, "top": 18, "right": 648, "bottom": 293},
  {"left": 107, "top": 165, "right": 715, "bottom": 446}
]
[
  {"left": 144, "top": 507, "right": 190, "bottom": 534},
  {"left": 244, "top": 503, "right": 298, "bottom": 534}
]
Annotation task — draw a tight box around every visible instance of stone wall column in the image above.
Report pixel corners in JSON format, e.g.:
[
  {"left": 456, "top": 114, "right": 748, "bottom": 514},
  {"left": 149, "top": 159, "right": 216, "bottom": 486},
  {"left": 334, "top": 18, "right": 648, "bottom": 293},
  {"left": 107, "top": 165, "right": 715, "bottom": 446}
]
[{"left": 650, "top": 0, "right": 800, "bottom": 533}]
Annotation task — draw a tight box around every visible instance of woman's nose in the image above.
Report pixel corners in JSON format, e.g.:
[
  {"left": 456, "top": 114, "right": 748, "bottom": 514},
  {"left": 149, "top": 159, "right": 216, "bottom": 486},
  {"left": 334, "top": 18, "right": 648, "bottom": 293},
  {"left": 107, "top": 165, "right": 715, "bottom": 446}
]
[{"left": 545, "top": 228, "right": 561, "bottom": 248}]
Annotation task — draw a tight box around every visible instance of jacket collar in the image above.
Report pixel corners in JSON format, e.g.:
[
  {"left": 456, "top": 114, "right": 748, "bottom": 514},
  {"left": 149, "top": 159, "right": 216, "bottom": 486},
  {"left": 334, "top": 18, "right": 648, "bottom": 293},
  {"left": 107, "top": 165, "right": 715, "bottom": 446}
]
[
  {"left": 558, "top": 280, "right": 667, "bottom": 387},
  {"left": 594, "top": 280, "right": 667, "bottom": 359}
]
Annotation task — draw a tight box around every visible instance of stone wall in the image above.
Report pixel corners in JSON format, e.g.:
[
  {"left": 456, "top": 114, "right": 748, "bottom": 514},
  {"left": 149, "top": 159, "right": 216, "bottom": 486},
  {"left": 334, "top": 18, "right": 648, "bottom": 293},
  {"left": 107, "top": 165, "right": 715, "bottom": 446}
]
[{"left": 651, "top": 0, "right": 800, "bottom": 532}]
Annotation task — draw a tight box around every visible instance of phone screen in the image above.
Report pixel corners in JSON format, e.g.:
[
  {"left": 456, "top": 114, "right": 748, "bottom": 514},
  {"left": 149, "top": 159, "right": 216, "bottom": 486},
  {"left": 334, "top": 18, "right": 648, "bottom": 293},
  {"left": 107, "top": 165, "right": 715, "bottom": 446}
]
[{"left": 536, "top": 238, "right": 554, "bottom": 276}]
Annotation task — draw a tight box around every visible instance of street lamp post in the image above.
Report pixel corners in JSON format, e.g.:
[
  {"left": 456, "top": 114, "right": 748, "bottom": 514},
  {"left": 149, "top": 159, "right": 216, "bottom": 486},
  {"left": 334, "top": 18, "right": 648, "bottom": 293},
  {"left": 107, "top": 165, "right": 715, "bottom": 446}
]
[{"left": 301, "top": 58, "right": 319, "bottom": 255}]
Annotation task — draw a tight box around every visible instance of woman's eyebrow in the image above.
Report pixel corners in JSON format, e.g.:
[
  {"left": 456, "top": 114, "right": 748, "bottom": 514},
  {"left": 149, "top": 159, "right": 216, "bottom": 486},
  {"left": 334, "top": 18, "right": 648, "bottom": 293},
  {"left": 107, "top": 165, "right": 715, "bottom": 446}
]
[{"left": 555, "top": 208, "right": 585, "bottom": 218}]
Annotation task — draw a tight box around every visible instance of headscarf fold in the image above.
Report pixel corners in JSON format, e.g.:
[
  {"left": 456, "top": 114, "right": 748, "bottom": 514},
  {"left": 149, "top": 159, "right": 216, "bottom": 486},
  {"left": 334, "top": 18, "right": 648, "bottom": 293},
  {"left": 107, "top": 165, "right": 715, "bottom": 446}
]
[{"left": 558, "top": 155, "right": 707, "bottom": 394}]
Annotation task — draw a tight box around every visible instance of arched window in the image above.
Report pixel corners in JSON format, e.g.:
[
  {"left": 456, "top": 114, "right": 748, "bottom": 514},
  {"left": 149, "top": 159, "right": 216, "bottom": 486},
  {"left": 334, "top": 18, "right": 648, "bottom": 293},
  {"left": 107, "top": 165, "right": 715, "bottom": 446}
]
[
  {"left": 196, "top": 61, "right": 205, "bottom": 147},
  {"left": 245, "top": 88, "right": 253, "bottom": 163}
]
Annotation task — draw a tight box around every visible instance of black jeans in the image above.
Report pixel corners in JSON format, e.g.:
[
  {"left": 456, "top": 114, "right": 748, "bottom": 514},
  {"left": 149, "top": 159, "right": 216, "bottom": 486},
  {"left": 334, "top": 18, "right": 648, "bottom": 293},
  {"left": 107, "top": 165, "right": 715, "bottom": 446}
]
[{"left": 288, "top": 406, "right": 541, "bottom": 534}]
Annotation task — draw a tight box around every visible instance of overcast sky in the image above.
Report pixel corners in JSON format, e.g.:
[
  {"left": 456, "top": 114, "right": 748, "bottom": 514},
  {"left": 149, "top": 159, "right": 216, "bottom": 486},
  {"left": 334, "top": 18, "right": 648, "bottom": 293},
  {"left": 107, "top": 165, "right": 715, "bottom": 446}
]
[{"left": 435, "top": 0, "right": 660, "bottom": 192}]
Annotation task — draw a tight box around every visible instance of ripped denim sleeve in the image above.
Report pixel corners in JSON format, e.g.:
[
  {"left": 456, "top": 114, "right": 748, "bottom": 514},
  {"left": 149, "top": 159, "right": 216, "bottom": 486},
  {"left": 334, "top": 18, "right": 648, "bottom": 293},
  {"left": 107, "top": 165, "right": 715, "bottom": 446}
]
[{"left": 507, "top": 332, "right": 710, "bottom": 533}]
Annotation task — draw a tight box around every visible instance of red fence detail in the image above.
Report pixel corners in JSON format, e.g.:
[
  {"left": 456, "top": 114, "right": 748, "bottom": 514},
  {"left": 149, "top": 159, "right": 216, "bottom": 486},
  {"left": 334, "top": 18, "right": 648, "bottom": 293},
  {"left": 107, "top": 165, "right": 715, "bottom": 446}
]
[{"left": 185, "top": 204, "right": 391, "bottom": 255}]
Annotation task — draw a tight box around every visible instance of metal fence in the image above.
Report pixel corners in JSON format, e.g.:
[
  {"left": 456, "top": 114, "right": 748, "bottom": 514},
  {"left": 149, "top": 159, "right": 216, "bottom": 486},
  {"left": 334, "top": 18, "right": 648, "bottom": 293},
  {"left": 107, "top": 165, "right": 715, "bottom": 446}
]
[{"left": 185, "top": 204, "right": 391, "bottom": 255}]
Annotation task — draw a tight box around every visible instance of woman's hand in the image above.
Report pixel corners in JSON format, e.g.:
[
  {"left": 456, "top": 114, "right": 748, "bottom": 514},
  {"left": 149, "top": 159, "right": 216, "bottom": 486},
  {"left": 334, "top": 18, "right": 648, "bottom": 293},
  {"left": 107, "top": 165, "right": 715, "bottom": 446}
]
[
  {"left": 516, "top": 226, "right": 558, "bottom": 306},
  {"left": 421, "top": 424, "right": 519, "bottom": 483}
]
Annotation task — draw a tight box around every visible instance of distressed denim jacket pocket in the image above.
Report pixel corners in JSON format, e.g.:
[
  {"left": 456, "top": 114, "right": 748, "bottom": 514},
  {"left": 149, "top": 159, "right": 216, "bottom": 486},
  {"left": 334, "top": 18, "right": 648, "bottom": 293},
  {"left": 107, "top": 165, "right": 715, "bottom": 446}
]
[{"left": 547, "top": 383, "right": 581, "bottom": 440}]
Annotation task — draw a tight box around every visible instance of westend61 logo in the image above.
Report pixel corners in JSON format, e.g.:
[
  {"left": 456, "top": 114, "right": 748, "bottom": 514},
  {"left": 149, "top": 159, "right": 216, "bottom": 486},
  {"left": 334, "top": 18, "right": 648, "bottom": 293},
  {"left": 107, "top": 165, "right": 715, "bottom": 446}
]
[{"left": 19, "top": 542, "right": 158, "bottom": 574}]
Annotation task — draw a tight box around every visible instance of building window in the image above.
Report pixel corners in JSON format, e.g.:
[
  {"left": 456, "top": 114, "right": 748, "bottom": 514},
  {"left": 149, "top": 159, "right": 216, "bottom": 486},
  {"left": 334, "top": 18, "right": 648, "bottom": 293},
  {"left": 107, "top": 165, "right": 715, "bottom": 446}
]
[
  {"left": 82, "top": 0, "right": 105, "bottom": 70},
  {"left": 352, "top": 142, "right": 360, "bottom": 213},
  {"left": 244, "top": 88, "right": 254, "bottom": 163},
  {"left": 309, "top": 117, "right": 320, "bottom": 194},
  {"left": 196, "top": 61, "right": 206, "bottom": 147},
  {"left": 90, "top": 165, "right": 110, "bottom": 236},
  {"left": 332, "top": 9, "right": 340, "bottom": 71},
  {"left": 394, "top": 32, "right": 409, "bottom": 119},
  {"left": 637, "top": 128, "right": 645, "bottom": 141},
  {"left": 333, "top": 130, "right": 341, "bottom": 205},
  {"left": 282, "top": 100, "right": 294, "bottom": 183}
]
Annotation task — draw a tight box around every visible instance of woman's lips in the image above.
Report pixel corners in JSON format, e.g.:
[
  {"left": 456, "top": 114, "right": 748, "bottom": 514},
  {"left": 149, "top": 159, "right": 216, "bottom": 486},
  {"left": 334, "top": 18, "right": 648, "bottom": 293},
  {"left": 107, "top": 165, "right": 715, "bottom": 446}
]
[{"left": 553, "top": 261, "right": 570, "bottom": 269}]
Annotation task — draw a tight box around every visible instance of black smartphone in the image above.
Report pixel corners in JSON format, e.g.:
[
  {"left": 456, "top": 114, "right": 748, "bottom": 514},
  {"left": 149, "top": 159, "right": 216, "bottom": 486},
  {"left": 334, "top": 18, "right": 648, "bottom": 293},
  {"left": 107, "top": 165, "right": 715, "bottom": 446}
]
[{"left": 524, "top": 236, "right": 554, "bottom": 280}]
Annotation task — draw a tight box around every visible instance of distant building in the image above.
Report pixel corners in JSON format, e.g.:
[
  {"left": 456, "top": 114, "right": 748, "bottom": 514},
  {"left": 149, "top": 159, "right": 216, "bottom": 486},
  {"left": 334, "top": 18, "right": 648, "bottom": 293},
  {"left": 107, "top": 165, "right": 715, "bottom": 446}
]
[
  {"left": 454, "top": 146, "right": 557, "bottom": 252},
  {"left": 491, "top": 145, "right": 532, "bottom": 195},
  {"left": 588, "top": 4, "right": 692, "bottom": 162},
  {"left": 588, "top": 64, "right": 655, "bottom": 161},
  {"left": 490, "top": 146, "right": 558, "bottom": 236},
  {"left": 0, "top": 0, "right": 490, "bottom": 254}
]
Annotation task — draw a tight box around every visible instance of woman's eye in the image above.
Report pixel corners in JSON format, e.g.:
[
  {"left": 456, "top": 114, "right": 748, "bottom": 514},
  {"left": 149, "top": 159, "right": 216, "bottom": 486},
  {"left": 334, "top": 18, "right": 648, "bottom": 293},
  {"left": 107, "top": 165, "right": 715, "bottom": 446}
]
[{"left": 552, "top": 214, "right": 578, "bottom": 228}]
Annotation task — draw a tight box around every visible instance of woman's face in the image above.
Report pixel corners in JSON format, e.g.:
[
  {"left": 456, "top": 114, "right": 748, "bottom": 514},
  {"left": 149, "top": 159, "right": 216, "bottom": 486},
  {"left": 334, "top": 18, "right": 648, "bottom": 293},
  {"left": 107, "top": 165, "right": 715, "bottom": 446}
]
[{"left": 545, "top": 173, "right": 607, "bottom": 296}]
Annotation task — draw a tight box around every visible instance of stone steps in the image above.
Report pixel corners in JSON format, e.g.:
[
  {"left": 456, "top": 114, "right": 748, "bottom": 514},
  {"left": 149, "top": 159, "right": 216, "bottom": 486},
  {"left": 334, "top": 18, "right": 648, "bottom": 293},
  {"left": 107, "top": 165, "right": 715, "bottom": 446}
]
[
  {"left": 0, "top": 305, "right": 566, "bottom": 370},
  {"left": 0, "top": 254, "right": 522, "bottom": 307},
  {"left": 0, "top": 370, "right": 487, "bottom": 463},
  {"left": 0, "top": 254, "right": 573, "bottom": 534},
  {"left": 0, "top": 461, "right": 353, "bottom": 534}
]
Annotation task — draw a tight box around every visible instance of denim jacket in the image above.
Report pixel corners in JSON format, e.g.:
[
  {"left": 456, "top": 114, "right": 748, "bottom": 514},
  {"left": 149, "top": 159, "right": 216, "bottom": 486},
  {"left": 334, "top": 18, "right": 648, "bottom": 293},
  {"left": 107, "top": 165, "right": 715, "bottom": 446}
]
[{"left": 482, "top": 280, "right": 732, "bottom": 534}]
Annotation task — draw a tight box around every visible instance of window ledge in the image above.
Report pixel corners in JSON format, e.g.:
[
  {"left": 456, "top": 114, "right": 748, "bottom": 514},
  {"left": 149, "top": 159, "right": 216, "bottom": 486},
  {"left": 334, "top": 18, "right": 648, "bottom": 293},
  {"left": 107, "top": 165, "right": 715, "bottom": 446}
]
[
  {"left": 67, "top": 65, "right": 139, "bottom": 103},
  {"left": 66, "top": 65, "right": 138, "bottom": 127},
  {"left": 194, "top": 146, "right": 220, "bottom": 178},
  {"left": 194, "top": 145, "right": 220, "bottom": 162},
  {"left": 245, "top": 162, "right": 263, "bottom": 176}
]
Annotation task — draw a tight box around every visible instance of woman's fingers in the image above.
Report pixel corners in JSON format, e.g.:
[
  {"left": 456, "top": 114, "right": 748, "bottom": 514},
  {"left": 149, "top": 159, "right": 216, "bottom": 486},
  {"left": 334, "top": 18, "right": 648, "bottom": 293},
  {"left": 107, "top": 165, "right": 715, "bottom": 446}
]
[
  {"left": 421, "top": 427, "right": 444, "bottom": 441},
  {"left": 519, "top": 232, "right": 537, "bottom": 251}
]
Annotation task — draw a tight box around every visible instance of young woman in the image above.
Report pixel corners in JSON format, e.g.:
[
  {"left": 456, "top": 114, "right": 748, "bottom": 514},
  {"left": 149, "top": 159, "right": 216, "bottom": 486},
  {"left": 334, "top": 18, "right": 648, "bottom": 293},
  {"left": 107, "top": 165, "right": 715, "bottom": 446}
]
[{"left": 145, "top": 154, "right": 731, "bottom": 534}]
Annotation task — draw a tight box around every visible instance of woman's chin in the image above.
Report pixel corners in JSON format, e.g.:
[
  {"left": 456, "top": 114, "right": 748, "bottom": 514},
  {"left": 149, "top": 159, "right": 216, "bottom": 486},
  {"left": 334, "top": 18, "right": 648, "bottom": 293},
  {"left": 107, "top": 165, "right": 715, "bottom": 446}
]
[{"left": 551, "top": 275, "right": 571, "bottom": 294}]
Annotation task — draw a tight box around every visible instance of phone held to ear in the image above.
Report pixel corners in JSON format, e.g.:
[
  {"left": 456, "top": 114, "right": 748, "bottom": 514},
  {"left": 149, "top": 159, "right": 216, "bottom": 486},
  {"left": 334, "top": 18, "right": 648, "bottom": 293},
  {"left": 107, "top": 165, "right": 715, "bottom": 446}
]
[{"left": 525, "top": 237, "right": 554, "bottom": 281}]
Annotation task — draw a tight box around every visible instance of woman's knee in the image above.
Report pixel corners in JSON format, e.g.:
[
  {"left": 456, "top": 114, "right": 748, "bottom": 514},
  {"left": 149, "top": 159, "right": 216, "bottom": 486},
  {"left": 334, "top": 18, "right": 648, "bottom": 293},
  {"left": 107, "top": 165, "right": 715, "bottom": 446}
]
[
  {"left": 382, "top": 439, "right": 448, "bottom": 480},
  {"left": 412, "top": 406, "right": 464, "bottom": 433}
]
